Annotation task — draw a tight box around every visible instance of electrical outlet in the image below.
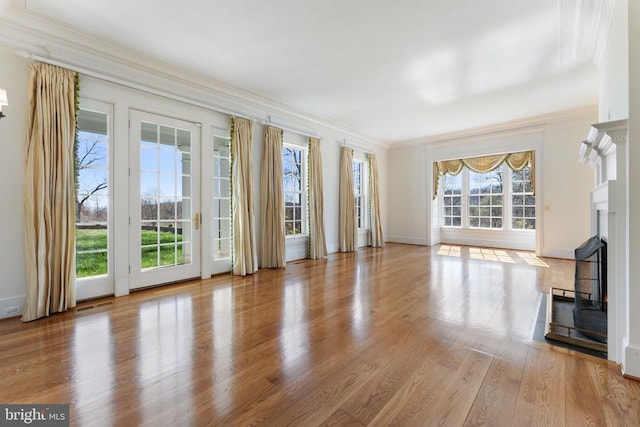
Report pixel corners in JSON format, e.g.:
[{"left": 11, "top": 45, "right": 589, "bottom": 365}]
[{"left": 4, "top": 306, "right": 21, "bottom": 316}]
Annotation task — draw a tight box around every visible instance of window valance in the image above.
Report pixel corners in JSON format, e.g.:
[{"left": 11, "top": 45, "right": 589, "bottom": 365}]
[{"left": 433, "top": 150, "right": 535, "bottom": 199}]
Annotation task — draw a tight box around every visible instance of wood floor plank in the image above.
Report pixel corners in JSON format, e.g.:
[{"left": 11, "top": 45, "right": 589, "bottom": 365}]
[
  {"left": 0, "top": 244, "right": 635, "bottom": 426},
  {"left": 564, "top": 356, "right": 607, "bottom": 426},
  {"left": 512, "top": 346, "right": 566, "bottom": 427},
  {"left": 592, "top": 363, "right": 640, "bottom": 427},
  {"left": 339, "top": 320, "right": 449, "bottom": 424},
  {"left": 320, "top": 409, "right": 365, "bottom": 427},
  {"left": 464, "top": 338, "right": 529, "bottom": 427},
  {"left": 419, "top": 348, "right": 493, "bottom": 425}
]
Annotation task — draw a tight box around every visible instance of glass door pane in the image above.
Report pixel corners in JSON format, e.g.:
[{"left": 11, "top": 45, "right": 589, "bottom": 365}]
[
  {"left": 213, "top": 135, "right": 231, "bottom": 261},
  {"left": 130, "top": 110, "right": 200, "bottom": 289},
  {"left": 140, "top": 122, "right": 193, "bottom": 269}
]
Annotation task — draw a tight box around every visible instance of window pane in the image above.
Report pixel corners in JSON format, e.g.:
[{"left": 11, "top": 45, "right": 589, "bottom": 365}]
[
  {"left": 213, "top": 134, "right": 232, "bottom": 260},
  {"left": 159, "top": 199, "right": 176, "bottom": 220},
  {"left": 76, "top": 108, "right": 110, "bottom": 279},
  {"left": 442, "top": 173, "right": 462, "bottom": 228},
  {"left": 469, "top": 168, "right": 503, "bottom": 229},
  {"left": 76, "top": 252, "right": 108, "bottom": 278},
  {"left": 512, "top": 165, "right": 535, "bottom": 230},
  {"left": 284, "top": 145, "right": 307, "bottom": 235}
]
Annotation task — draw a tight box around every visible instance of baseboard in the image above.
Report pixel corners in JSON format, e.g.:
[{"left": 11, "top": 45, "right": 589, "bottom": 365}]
[
  {"left": 385, "top": 235, "right": 429, "bottom": 246},
  {"left": 541, "top": 248, "right": 574, "bottom": 259},
  {"left": 327, "top": 243, "right": 339, "bottom": 254},
  {"left": 624, "top": 344, "right": 640, "bottom": 379},
  {"left": 0, "top": 295, "right": 25, "bottom": 319}
]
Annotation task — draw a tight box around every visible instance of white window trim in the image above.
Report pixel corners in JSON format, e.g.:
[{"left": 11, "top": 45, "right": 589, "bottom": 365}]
[
  {"left": 283, "top": 142, "right": 308, "bottom": 238},
  {"left": 440, "top": 165, "right": 534, "bottom": 232},
  {"left": 352, "top": 158, "right": 369, "bottom": 231},
  {"left": 437, "top": 165, "right": 536, "bottom": 251}
]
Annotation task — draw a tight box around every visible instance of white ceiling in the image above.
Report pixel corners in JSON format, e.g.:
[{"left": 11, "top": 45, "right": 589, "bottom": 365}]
[{"left": 14, "top": 0, "right": 608, "bottom": 143}]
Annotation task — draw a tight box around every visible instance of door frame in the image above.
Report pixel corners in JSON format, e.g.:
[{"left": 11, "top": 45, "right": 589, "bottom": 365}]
[
  {"left": 128, "top": 109, "right": 202, "bottom": 290},
  {"left": 76, "top": 98, "right": 116, "bottom": 301}
]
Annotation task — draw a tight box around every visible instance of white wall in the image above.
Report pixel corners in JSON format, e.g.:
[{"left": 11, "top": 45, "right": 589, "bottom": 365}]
[
  {"left": 0, "top": 46, "right": 388, "bottom": 316},
  {"left": 0, "top": 46, "right": 29, "bottom": 316},
  {"left": 387, "top": 145, "right": 428, "bottom": 245},
  {"left": 599, "top": 0, "right": 628, "bottom": 122},
  {"left": 387, "top": 109, "right": 596, "bottom": 258},
  {"left": 540, "top": 119, "right": 597, "bottom": 257}
]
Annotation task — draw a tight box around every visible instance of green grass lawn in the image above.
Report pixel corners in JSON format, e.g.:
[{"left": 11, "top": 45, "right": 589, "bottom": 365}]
[{"left": 76, "top": 228, "right": 183, "bottom": 278}]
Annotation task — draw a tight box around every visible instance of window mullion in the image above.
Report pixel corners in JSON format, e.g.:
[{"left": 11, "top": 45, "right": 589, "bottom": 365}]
[{"left": 462, "top": 168, "right": 469, "bottom": 228}]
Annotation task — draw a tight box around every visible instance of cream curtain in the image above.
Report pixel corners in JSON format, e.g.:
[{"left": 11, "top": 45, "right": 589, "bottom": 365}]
[
  {"left": 339, "top": 146, "right": 357, "bottom": 252},
  {"left": 433, "top": 150, "right": 535, "bottom": 198},
  {"left": 259, "top": 126, "right": 285, "bottom": 268},
  {"left": 368, "top": 154, "right": 384, "bottom": 247},
  {"left": 308, "top": 137, "right": 327, "bottom": 259},
  {"left": 23, "top": 63, "right": 77, "bottom": 322},
  {"left": 231, "top": 117, "right": 258, "bottom": 276}
]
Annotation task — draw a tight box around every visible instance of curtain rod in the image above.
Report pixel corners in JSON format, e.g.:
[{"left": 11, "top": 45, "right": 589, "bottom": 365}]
[
  {"left": 342, "top": 139, "right": 375, "bottom": 155},
  {"left": 261, "top": 116, "right": 320, "bottom": 140},
  {"left": 18, "top": 50, "right": 254, "bottom": 121}
]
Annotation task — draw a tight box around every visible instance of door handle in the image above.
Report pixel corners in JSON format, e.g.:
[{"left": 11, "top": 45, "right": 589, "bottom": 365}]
[{"left": 194, "top": 213, "right": 200, "bottom": 230}]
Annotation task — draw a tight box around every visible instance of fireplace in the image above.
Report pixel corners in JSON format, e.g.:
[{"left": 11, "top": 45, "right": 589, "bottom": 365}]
[
  {"left": 544, "top": 234, "right": 608, "bottom": 353},
  {"left": 573, "top": 236, "right": 607, "bottom": 343}
]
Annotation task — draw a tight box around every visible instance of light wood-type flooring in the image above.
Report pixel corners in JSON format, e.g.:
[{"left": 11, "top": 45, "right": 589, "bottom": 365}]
[{"left": 0, "top": 243, "right": 639, "bottom": 426}]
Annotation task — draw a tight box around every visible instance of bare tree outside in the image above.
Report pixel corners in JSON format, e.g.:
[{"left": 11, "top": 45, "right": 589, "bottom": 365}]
[{"left": 76, "top": 133, "right": 108, "bottom": 221}]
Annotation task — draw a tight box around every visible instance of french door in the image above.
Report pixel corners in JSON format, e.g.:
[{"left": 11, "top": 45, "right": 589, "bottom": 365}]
[
  {"left": 211, "top": 129, "right": 232, "bottom": 275},
  {"left": 129, "top": 110, "right": 201, "bottom": 289}
]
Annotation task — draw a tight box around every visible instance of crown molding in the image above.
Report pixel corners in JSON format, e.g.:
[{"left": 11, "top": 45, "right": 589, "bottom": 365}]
[
  {"left": 0, "top": 4, "right": 387, "bottom": 150},
  {"left": 390, "top": 105, "right": 598, "bottom": 149}
]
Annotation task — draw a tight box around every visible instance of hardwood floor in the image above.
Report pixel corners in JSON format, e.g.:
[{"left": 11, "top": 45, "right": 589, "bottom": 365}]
[{"left": 0, "top": 243, "right": 638, "bottom": 426}]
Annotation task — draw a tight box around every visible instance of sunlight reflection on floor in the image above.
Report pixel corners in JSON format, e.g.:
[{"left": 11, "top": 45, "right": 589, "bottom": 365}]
[{"left": 437, "top": 245, "right": 548, "bottom": 267}]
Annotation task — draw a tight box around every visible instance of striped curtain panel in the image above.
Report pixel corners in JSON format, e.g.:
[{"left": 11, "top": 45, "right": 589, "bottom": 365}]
[
  {"left": 231, "top": 117, "right": 258, "bottom": 276},
  {"left": 308, "top": 137, "right": 327, "bottom": 259},
  {"left": 368, "top": 153, "right": 384, "bottom": 247},
  {"left": 23, "top": 62, "right": 77, "bottom": 321},
  {"left": 259, "top": 126, "right": 286, "bottom": 268},
  {"left": 339, "top": 146, "right": 357, "bottom": 252}
]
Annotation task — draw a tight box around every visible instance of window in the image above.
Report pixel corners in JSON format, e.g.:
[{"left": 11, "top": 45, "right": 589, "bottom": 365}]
[
  {"left": 353, "top": 161, "right": 364, "bottom": 228},
  {"left": 512, "top": 165, "right": 535, "bottom": 229},
  {"left": 469, "top": 169, "right": 503, "bottom": 229},
  {"left": 76, "top": 109, "right": 109, "bottom": 278},
  {"left": 440, "top": 164, "right": 535, "bottom": 231},
  {"left": 283, "top": 145, "right": 306, "bottom": 236},
  {"left": 213, "top": 136, "right": 231, "bottom": 259},
  {"left": 442, "top": 173, "right": 462, "bottom": 227}
]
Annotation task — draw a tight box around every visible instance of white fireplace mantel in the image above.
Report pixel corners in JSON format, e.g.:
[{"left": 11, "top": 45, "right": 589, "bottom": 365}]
[{"left": 580, "top": 119, "right": 628, "bottom": 370}]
